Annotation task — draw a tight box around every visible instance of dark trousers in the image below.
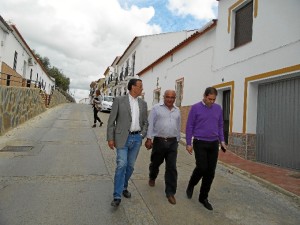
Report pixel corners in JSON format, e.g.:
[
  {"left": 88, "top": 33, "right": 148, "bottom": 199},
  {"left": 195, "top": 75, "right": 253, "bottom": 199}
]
[
  {"left": 93, "top": 107, "right": 102, "bottom": 124},
  {"left": 188, "top": 139, "right": 219, "bottom": 200},
  {"left": 149, "top": 137, "right": 178, "bottom": 197}
]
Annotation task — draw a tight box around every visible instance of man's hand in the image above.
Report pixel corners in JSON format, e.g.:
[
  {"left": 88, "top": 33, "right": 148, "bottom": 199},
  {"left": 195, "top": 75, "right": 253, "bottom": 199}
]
[
  {"left": 145, "top": 139, "right": 153, "bottom": 150},
  {"left": 108, "top": 140, "right": 115, "bottom": 150},
  {"left": 186, "top": 145, "right": 193, "bottom": 155},
  {"left": 220, "top": 142, "right": 227, "bottom": 152}
]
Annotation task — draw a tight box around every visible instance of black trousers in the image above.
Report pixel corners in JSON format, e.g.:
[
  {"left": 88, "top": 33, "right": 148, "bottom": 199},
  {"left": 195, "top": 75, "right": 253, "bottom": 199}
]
[
  {"left": 149, "top": 137, "right": 178, "bottom": 197},
  {"left": 93, "top": 107, "right": 102, "bottom": 124},
  {"left": 188, "top": 139, "right": 219, "bottom": 200}
]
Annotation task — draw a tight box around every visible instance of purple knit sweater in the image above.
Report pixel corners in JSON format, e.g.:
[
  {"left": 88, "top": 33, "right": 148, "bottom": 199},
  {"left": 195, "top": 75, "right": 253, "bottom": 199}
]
[{"left": 185, "top": 101, "right": 225, "bottom": 146}]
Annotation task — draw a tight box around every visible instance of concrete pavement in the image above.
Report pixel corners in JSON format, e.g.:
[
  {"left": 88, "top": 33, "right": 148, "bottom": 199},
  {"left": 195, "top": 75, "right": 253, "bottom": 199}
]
[
  {"left": 94, "top": 105, "right": 300, "bottom": 225},
  {"left": 0, "top": 103, "right": 299, "bottom": 225}
]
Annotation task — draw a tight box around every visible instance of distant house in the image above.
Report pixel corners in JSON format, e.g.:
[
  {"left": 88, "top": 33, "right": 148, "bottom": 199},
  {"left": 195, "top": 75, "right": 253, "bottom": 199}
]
[
  {"left": 138, "top": 0, "right": 300, "bottom": 170},
  {"left": 0, "top": 15, "right": 55, "bottom": 94},
  {"left": 105, "top": 30, "right": 198, "bottom": 97}
]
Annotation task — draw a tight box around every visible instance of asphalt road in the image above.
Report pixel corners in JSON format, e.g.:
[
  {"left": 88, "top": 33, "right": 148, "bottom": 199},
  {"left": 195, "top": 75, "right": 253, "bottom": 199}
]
[{"left": 0, "top": 103, "right": 299, "bottom": 225}]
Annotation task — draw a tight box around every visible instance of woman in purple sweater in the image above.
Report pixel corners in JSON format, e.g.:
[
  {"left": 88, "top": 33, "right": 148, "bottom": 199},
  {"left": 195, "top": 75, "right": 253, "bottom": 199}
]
[{"left": 185, "top": 87, "right": 227, "bottom": 210}]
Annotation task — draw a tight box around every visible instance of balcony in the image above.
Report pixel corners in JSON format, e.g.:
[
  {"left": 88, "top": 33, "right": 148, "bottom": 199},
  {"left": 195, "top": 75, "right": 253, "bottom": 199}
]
[{"left": 108, "top": 80, "right": 116, "bottom": 88}]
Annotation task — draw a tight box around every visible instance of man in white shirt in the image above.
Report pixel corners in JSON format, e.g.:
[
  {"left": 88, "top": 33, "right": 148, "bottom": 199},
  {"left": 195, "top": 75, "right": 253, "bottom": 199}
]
[{"left": 107, "top": 78, "right": 148, "bottom": 207}]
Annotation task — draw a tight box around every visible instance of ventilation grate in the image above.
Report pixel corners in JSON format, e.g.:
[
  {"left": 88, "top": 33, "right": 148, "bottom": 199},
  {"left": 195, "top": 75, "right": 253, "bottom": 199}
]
[{"left": 0, "top": 146, "right": 33, "bottom": 152}]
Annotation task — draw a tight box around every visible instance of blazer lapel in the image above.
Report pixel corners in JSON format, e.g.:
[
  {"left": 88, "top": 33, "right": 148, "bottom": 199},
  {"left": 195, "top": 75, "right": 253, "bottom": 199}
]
[
  {"left": 138, "top": 98, "right": 143, "bottom": 124},
  {"left": 125, "top": 95, "right": 132, "bottom": 119}
]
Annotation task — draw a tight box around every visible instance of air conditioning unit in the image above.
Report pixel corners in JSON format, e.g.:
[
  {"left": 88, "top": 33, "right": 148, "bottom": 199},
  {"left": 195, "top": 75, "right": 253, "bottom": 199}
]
[{"left": 28, "top": 57, "right": 34, "bottom": 66}]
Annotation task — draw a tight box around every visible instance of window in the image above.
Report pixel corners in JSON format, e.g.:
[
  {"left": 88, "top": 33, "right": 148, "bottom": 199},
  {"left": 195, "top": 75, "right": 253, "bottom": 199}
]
[
  {"left": 6, "top": 75, "right": 11, "bottom": 86},
  {"left": 234, "top": 1, "right": 253, "bottom": 48},
  {"left": 13, "top": 51, "right": 18, "bottom": 70},
  {"left": 175, "top": 78, "right": 184, "bottom": 107},
  {"left": 132, "top": 53, "right": 136, "bottom": 75},
  {"left": 153, "top": 88, "right": 161, "bottom": 105},
  {"left": 23, "top": 60, "right": 26, "bottom": 76},
  {"left": 125, "top": 60, "right": 129, "bottom": 77}
]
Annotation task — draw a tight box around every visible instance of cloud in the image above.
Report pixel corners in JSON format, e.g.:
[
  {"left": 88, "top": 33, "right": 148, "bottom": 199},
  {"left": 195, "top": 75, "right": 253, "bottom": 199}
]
[
  {"left": 167, "top": 0, "right": 218, "bottom": 20},
  {"left": 1, "top": 0, "right": 216, "bottom": 102}
]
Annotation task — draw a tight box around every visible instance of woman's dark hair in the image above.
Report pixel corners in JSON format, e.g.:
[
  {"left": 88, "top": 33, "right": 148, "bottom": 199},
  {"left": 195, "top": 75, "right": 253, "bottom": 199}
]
[
  {"left": 127, "top": 78, "right": 142, "bottom": 90},
  {"left": 204, "top": 87, "right": 218, "bottom": 96}
]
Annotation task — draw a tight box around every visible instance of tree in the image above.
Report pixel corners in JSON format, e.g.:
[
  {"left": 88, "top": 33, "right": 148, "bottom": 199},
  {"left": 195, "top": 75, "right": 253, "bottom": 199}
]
[
  {"left": 48, "top": 67, "right": 70, "bottom": 91},
  {"left": 32, "top": 50, "right": 70, "bottom": 91}
]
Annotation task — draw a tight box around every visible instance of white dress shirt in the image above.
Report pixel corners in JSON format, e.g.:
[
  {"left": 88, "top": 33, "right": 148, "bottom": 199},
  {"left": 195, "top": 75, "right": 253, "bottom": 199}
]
[{"left": 128, "top": 94, "right": 141, "bottom": 132}]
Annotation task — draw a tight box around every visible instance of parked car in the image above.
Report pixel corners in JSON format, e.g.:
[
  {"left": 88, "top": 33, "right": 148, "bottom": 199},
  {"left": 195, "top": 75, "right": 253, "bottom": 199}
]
[{"left": 100, "top": 96, "right": 114, "bottom": 112}]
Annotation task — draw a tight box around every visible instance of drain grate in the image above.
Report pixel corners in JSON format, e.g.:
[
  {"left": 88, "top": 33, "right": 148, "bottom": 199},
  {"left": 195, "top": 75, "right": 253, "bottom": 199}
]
[{"left": 0, "top": 146, "right": 33, "bottom": 152}]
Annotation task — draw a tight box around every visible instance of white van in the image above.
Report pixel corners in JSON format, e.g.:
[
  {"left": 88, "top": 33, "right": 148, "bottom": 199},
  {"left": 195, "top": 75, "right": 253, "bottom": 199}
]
[{"left": 100, "top": 96, "right": 114, "bottom": 112}]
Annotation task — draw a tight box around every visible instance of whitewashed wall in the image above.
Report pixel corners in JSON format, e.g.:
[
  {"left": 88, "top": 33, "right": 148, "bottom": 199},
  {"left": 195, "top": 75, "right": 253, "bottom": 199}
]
[
  {"left": 214, "top": 0, "right": 300, "bottom": 133},
  {"left": 0, "top": 20, "right": 10, "bottom": 69},
  {"left": 141, "top": 0, "right": 300, "bottom": 136},
  {"left": 141, "top": 27, "right": 216, "bottom": 109},
  {"left": 135, "top": 31, "right": 196, "bottom": 74},
  {"left": 114, "top": 30, "right": 197, "bottom": 96},
  {"left": 1, "top": 24, "right": 55, "bottom": 95}
]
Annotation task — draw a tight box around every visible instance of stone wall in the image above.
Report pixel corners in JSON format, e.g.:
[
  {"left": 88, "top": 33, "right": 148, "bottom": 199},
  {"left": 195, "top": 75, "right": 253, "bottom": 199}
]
[
  {"left": 0, "top": 86, "right": 70, "bottom": 135},
  {"left": 48, "top": 90, "right": 70, "bottom": 108},
  {"left": 180, "top": 105, "right": 191, "bottom": 133},
  {"left": 228, "top": 132, "right": 256, "bottom": 160}
]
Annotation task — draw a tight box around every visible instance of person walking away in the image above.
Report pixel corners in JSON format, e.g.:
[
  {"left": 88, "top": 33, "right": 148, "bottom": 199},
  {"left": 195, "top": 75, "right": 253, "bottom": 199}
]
[
  {"left": 107, "top": 78, "right": 148, "bottom": 207},
  {"left": 185, "top": 87, "right": 226, "bottom": 210},
  {"left": 145, "top": 90, "right": 181, "bottom": 205},
  {"left": 92, "top": 90, "right": 103, "bottom": 128}
]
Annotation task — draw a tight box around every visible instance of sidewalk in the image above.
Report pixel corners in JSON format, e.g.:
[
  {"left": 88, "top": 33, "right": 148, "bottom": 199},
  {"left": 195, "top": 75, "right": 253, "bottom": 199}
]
[
  {"left": 180, "top": 133, "right": 300, "bottom": 202},
  {"left": 218, "top": 149, "right": 300, "bottom": 198}
]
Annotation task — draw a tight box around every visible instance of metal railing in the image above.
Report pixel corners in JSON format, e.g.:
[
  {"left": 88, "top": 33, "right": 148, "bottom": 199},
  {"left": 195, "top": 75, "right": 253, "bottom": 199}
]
[{"left": 0, "top": 71, "right": 57, "bottom": 106}]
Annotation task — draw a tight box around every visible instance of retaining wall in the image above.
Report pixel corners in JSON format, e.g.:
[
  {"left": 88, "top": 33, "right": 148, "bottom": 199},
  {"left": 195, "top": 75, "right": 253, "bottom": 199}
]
[{"left": 0, "top": 86, "right": 70, "bottom": 135}]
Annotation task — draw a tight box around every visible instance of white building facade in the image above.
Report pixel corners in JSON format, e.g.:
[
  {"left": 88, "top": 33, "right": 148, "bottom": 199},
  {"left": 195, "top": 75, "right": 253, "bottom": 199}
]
[
  {"left": 138, "top": 0, "right": 300, "bottom": 170},
  {"left": 0, "top": 16, "right": 55, "bottom": 95},
  {"left": 106, "top": 31, "right": 197, "bottom": 97}
]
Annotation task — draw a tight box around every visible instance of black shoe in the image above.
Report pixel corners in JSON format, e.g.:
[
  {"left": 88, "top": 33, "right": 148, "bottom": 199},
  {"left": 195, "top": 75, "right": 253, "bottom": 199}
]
[
  {"left": 148, "top": 179, "right": 155, "bottom": 187},
  {"left": 92, "top": 124, "right": 96, "bottom": 128},
  {"left": 99, "top": 122, "right": 103, "bottom": 127},
  {"left": 111, "top": 199, "right": 121, "bottom": 207},
  {"left": 122, "top": 190, "right": 131, "bottom": 198},
  {"left": 199, "top": 199, "right": 213, "bottom": 210},
  {"left": 186, "top": 184, "right": 194, "bottom": 199}
]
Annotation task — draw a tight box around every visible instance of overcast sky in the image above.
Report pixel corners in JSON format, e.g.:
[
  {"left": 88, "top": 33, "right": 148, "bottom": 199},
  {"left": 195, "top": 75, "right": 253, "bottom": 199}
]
[{"left": 1, "top": 0, "right": 218, "bottom": 102}]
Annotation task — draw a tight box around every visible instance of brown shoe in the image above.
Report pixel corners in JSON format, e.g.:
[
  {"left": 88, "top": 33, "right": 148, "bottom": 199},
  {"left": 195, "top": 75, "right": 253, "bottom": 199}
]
[
  {"left": 167, "top": 195, "right": 176, "bottom": 205},
  {"left": 148, "top": 179, "right": 155, "bottom": 187}
]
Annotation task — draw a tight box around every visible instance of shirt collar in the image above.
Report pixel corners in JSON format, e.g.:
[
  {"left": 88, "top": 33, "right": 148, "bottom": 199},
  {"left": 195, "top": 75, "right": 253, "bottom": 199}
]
[
  {"left": 159, "top": 102, "right": 178, "bottom": 111},
  {"left": 129, "top": 93, "right": 138, "bottom": 101}
]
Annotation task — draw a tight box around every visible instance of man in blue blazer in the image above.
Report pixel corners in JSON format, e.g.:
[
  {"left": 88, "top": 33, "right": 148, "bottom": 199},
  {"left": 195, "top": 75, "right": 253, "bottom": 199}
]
[{"left": 107, "top": 78, "right": 148, "bottom": 207}]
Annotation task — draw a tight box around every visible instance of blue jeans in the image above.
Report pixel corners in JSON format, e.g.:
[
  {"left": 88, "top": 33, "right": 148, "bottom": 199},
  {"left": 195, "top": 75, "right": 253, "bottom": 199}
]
[{"left": 113, "top": 133, "right": 142, "bottom": 199}]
